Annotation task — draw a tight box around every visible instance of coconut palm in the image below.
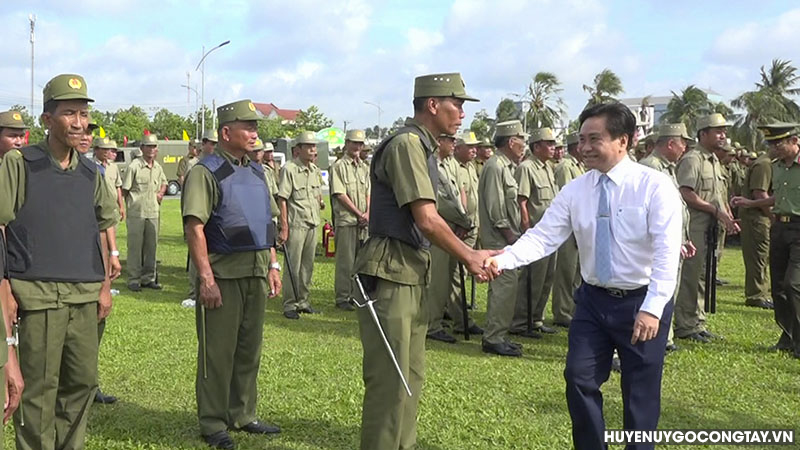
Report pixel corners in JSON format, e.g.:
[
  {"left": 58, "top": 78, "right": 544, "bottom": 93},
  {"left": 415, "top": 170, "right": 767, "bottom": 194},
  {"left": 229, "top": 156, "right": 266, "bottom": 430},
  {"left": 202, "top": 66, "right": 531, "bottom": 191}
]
[
  {"left": 732, "top": 89, "right": 789, "bottom": 151},
  {"left": 660, "top": 85, "right": 712, "bottom": 135},
  {"left": 583, "top": 69, "right": 624, "bottom": 107},
  {"left": 524, "top": 72, "right": 566, "bottom": 129},
  {"left": 756, "top": 59, "right": 800, "bottom": 119}
]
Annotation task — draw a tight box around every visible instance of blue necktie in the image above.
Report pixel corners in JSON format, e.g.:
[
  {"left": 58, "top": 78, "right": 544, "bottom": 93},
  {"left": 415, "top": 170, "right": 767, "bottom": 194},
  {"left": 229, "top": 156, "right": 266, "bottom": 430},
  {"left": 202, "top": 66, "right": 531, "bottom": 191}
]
[{"left": 595, "top": 174, "right": 612, "bottom": 284}]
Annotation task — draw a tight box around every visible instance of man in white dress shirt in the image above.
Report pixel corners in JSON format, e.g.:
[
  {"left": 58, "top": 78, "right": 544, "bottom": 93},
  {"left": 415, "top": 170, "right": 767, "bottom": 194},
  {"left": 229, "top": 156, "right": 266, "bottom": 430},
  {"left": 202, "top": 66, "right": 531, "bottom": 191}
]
[{"left": 486, "top": 103, "right": 683, "bottom": 450}]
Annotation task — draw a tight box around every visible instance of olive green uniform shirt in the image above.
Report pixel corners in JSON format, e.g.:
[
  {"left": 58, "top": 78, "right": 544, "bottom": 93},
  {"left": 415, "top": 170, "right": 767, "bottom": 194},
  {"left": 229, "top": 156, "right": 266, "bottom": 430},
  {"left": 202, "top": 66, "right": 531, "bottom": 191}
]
[
  {"left": 0, "top": 141, "right": 117, "bottom": 310},
  {"left": 516, "top": 156, "right": 557, "bottom": 225},
  {"left": 478, "top": 152, "right": 521, "bottom": 249},
  {"left": 181, "top": 148, "right": 270, "bottom": 279},
  {"left": 676, "top": 144, "right": 724, "bottom": 223},
  {"left": 436, "top": 155, "right": 472, "bottom": 230},
  {"left": 456, "top": 158, "right": 479, "bottom": 227},
  {"left": 355, "top": 119, "right": 437, "bottom": 286},
  {"left": 122, "top": 156, "right": 167, "bottom": 219},
  {"left": 330, "top": 154, "right": 370, "bottom": 227},
  {"left": 743, "top": 154, "right": 773, "bottom": 217},
  {"left": 772, "top": 153, "right": 800, "bottom": 216},
  {"left": 177, "top": 154, "right": 199, "bottom": 180},
  {"left": 640, "top": 151, "right": 691, "bottom": 240},
  {"left": 277, "top": 159, "right": 322, "bottom": 228},
  {"left": 554, "top": 154, "right": 585, "bottom": 189},
  {"left": 261, "top": 163, "right": 281, "bottom": 220},
  {"left": 96, "top": 158, "right": 122, "bottom": 220}
]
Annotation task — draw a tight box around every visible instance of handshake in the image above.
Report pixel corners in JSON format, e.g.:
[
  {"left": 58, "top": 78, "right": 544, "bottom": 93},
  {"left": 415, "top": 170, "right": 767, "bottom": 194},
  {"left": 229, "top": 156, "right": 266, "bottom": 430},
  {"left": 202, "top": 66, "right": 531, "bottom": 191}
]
[{"left": 464, "top": 249, "right": 504, "bottom": 282}]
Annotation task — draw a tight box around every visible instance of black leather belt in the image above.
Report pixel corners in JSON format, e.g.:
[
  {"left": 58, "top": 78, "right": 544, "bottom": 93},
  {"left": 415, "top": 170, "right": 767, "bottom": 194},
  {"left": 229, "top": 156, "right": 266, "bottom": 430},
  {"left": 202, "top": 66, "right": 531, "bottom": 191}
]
[
  {"left": 775, "top": 214, "right": 800, "bottom": 223},
  {"left": 587, "top": 283, "right": 648, "bottom": 298}
]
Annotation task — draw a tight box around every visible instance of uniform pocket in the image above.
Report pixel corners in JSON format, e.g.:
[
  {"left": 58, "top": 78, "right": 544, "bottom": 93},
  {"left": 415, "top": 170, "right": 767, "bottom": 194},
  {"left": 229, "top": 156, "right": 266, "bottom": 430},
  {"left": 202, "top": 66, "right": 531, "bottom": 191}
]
[
  {"left": 537, "top": 185, "right": 554, "bottom": 201},
  {"left": 700, "top": 176, "right": 714, "bottom": 192},
  {"left": 616, "top": 207, "right": 648, "bottom": 242}
]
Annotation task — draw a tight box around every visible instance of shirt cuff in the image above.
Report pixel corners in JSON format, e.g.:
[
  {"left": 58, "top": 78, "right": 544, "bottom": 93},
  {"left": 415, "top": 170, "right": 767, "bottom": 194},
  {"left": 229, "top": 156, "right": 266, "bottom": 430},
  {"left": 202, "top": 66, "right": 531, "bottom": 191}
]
[
  {"left": 639, "top": 293, "right": 669, "bottom": 320},
  {"left": 494, "top": 246, "right": 516, "bottom": 271}
]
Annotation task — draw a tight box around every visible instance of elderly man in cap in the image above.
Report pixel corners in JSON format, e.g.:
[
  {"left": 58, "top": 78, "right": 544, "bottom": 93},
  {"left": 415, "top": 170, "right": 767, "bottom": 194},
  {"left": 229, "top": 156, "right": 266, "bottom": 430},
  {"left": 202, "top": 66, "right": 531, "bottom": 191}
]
[
  {"left": 353, "top": 72, "right": 496, "bottom": 450},
  {"left": 480, "top": 120, "right": 527, "bottom": 356},
  {"left": 201, "top": 129, "right": 218, "bottom": 157},
  {"left": 178, "top": 138, "right": 201, "bottom": 188},
  {"left": 123, "top": 133, "right": 167, "bottom": 292},
  {"left": 551, "top": 131, "right": 585, "bottom": 327},
  {"left": 425, "top": 131, "right": 476, "bottom": 343},
  {"left": 474, "top": 137, "right": 494, "bottom": 177},
  {"left": 183, "top": 100, "right": 283, "bottom": 449},
  {"left": 252, "top": 139, "right": 281, "bottom": 224},
  {"left": 278, "top": 131, "right": 323, "bottom": 319},
  {"left": 1, "top": 74, "right": 117, "bottom": 450},
  {"left": 733, "top": 122, "right": 800, "bottom": 358},
  {"left": 330, "top": 129, "right": 370, "bottom": 311},
  {"left": 0, "top": 110, "right": 29, "bottom": 161},
  {"left": 674, "top": 113, "right": 739, "bottom": 343},
  {"left": 511, "top": 127, "right": 559, "bottom": 337}
]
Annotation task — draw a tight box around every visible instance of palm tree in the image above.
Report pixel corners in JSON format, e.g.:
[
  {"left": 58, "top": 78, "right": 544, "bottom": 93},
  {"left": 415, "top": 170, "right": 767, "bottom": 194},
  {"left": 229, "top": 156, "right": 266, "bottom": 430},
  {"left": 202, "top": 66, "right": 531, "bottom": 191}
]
[
  {"left": 756, "top": 59, "right": 800, "bottom": 119},
  {"left": 660, "top": 85, "right": 712, "bottom": 135},
  {"left": 525, "top": 72, "right": 566, "bottom": 129},
  {"left": 732, "top": 89, "right": 788, "bottom": 151},
  {"left": 583, "top": 69, "right": 624, "bottom": 107}
]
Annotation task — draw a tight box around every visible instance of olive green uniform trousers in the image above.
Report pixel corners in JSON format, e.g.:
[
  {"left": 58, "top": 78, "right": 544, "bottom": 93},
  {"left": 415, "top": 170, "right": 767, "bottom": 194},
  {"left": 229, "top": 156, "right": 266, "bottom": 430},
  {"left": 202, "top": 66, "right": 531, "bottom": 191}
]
[
  {"left": 282, "top": 226, "right": 316, "bottom": 312},
  {"left": 357, "top": 278, "right": 425, "bottom": 450},
  {"left": 14, "top": 303, "right": 98, "bottom": 450},
  {"left": 334, "top": 225, "right": 361, "bottom": 306},
  {"left": 675, "top": 215, "right": 712, "bottom": 337},
  {"left": 426, "top": 233, "right": 477, "bottom": 334},
  {"left": 126, "top": 216, "right": 159, "bottom": 284},
  {"left": 511, "top": 253, "right": 556, "bottom": 331},
  {"left": 740, "top": 210, "right": 771, "bottom": 305},
  {"left": 196, "top": 277, "right": 267, "bottom": 435},
  {"left": 483, "top": 268, "right": 520, "bottom": 345},
  {"left": 551, "top": 234, "right": 579, "bottom": 324}
]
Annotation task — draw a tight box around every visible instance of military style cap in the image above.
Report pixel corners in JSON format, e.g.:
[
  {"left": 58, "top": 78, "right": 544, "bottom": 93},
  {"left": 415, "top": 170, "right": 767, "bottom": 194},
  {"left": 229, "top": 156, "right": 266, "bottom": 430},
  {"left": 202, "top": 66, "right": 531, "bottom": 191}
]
[
  {"left": 566, "top": 132, "right": 579, "bottom": 145},
  {"left": 43, "top": 74, "right": 94, "bottom": 103},
  {"left": 528, "top": 127, "right": 556, "bottom": 144},
  {"left": 759, "top": 121, "right": 799, "bottom": 141},
  {"left": 733, "top": 141, "right": 744, "bottom": 150},
  {"left": 294, "top": 130, "right": 318, "bottom": 145},
  {"left": 478, "top": 137, "right": 494, "bottom": 147},
  {"left": 0, "top": 110, "right": 28, "bottom": 129},
  {"left": 696, "top": 113, "right": 731, "bottom": 131},
  {"left": 657, "top": 123, "right": 693, "bottom": 141},
  {"left": 494, "top": 120, "right": 528, "bottom": 139},
  {"left": 93, "top": 137, "right": 117, "bottom": 149},
  {"left": 345, "top": 129, "right": 366, "bottom": 143},
  {"left": 140, "top": 134, "right": 158, "bottom": 146},
  {"left": 438, "top": 132, "right": 456, "bottom": 139},
  {"left": 88, "top": 116, "right": 99, "bottom": 131},
  {"left": 456, "top": 130, "right": 479, "bottom": 146},
  {"left": 264, "top": 141, "right": 274, "bottom": 151},
  {"left": 749, "top": 151, "right": 758, "bottom": 159},
  {"left": 189, "top": 138, "right": 201, "bottom": 147},
  {"left": 252, "top": 138, "right": 265, "bottom": 151},
  {"left": 202, "top": 129, "right": 218, "bottom": 143},
  {"left": 217, "top": 99, "right": 263, "bottom": 125},
  {"left": 721, "top": 143, "right": 736, "bottom": 155},
  {"left": 413, "top": 73, "right": 478, "bottom": 102}
]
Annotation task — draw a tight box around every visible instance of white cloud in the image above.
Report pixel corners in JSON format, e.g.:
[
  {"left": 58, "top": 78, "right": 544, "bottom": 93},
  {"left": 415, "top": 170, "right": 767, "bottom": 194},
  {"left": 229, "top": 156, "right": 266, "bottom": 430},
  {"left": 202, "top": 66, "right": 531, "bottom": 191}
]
[{"left": 406, "top": 28, "right": 444, "bottom": 54}]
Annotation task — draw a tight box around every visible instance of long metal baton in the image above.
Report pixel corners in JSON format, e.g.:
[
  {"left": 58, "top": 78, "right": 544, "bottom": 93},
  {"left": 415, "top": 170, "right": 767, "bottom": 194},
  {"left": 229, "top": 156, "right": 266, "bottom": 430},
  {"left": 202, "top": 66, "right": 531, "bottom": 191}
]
[
  {"left": 353, "top": 274, "right": 412, "bottom": 397},
  {"left": 15, "top": 321, "right": 23, "bottom": 426},
  {"left": 458, "top": 263, "right": 470, "bottom": 341},
  {"left": 470, "top": 274, "right": 476, "bottom": 310},
  {"left": 282, "top": 242, "right": 302, "bottom": 303}
]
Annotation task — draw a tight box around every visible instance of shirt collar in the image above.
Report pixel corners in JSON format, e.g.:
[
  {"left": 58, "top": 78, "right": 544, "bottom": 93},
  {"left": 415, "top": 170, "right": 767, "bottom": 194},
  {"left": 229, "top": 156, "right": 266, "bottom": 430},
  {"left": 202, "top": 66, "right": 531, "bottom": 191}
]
[{"left": 593, "top": 155, "right": 635, "bottom": 186}]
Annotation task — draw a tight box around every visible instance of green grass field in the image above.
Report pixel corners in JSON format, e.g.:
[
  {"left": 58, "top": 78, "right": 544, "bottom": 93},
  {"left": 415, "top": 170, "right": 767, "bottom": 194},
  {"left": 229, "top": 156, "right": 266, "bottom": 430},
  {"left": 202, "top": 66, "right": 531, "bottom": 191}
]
[{"left": 6, "top": 198, "right": 798, "bottom": 449}]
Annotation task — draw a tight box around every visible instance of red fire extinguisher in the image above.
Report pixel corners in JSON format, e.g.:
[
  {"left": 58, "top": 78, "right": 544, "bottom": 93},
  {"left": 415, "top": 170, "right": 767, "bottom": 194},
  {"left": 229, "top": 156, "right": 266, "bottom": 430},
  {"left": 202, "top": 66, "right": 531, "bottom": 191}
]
[{"left": 322, "top": 221, "right": 336, "bottom": 257}]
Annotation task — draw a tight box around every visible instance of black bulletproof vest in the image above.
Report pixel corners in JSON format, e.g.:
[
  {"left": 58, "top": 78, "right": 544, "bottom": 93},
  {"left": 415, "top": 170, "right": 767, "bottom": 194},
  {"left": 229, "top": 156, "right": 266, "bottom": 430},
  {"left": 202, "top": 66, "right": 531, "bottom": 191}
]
[
  {"left": 198, "top": 153, "right": 273, "bottom": 254},
  {"left": 368, "top": 125, "right": 438, "bottom": 249},
  {"left": 6, "top": 145, "right": 105, "bottom": 282}
]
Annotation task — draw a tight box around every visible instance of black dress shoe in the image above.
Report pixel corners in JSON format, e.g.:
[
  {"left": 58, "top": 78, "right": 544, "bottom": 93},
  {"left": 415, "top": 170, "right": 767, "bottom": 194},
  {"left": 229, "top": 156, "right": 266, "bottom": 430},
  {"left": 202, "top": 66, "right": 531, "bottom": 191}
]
[
  {"left": 94, "top": 389, "right": 117, "bottom": 404},
  {"left": 202, "top": 431, "right": 235, "bottom": 449},
  {"left": 699, "top": 330, "right": 723, "bottom": 340},
  {"left": 715, "top": 278, "right": 729, "bottom": 286},
  {"left": 335, "top": 302, "right": 355, "bottom": 311},
  {"left": 745, "top": 299, "right": 774, "bottom": 310},
  {"left": 611, "top": 356, "right": 621, "bottom": 373},
  {"left": 665, "top": 343, "right": 679, "bottom": 352},
  {"left": 505, "top": 340, "right": 523, "bottom": 350},
  {"left": 426, "top": 329, "right": 457, "bottom": 343},
  {"left": 553, "top": 321, "right": 570, "bottom": 329},
  {"left": 677, "top": 332, "right": 710, "bottom": 343},
  {"left": 768, "top": 343, "right": 792, "bottom": 353},
  {"left": 509, "top": 328, "right": 543, "bottom": 339},
  {"left": 236, "top": 420, "right": 281, "bottom": 434},
  {"left": 283, "top": 310, "right": 300, "bottom": 320},
  {"left": 533, "top": 325, "right": 558, "bottom": 334},
  {"left": 459, "top": 324, "right": 484, "bottom": 335},
  {"left": 481, "top": 341, "right": 522, "bottom": 357},
  {"left": 127, "top": 282, "right": 141, "bottom": 292},
  {"left": 142, "top": 281, "right": 163, "bottom": 290},
  {"left": 298, "top": 306, "right": 318, "bottom": 314}
]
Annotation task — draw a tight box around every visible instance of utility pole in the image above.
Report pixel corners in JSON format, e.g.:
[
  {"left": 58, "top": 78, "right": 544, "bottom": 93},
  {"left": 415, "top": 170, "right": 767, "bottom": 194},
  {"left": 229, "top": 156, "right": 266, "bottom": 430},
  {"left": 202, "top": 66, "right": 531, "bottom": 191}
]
[
  {"left": 186, "top": 72, "right": 191, "bottom": 111},
  {"left": 343, "top": 120, "right": 350, "bottom": 132},
  {"left": 29, "top": 14, "right": 36, "bottom": 114}
]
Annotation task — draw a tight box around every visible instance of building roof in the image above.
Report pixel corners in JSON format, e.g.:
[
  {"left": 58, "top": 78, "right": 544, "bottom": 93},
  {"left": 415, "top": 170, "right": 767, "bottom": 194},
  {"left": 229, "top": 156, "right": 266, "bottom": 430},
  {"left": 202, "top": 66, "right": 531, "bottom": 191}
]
[
  {"left": 253, "top": 102, "right": 300, "bottom": 121},
  {"left": 620, "top": 88, "right": 723, "bottom": 107}
]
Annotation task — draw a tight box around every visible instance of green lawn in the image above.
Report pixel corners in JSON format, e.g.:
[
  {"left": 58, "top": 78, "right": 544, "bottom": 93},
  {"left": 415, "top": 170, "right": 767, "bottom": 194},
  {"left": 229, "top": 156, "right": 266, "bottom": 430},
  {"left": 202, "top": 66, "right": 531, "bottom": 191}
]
[{"left": 6, "top": 199, "right": 798, "bottom": 449}]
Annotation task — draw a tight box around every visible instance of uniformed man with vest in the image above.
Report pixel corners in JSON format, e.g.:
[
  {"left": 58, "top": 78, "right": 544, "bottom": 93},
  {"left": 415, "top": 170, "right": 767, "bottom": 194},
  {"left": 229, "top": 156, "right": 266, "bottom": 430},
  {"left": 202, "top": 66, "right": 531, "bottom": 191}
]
[
  {"left": 551, "top": 131, "right": 584, "bottom": 327},
  {"left": 732, "top": 122, "right": 800, "bottom": 358},
  {"left": 201, "top": 129, "right": 218, "bottom": 156},
  {"left": 425, "top": 131, "right": 475, "bottom": 343},
  {"left": 353, "top": 73, "right": 495, "bottom": 450},
  {"left": 0, "top": 73, "right": 117, "bottom": 450},
  {"left": 511, "top": 127, "right": 559, "bottom": 337},
  {"left": 278, "top": 131, "right": 323, "bottom": 319},
  {"left": 674, "top": 113, "right": 739, "bottom": 343},
  {"left": 122, "top": 133, "right": 167, "bottom": 291},
  {"left": 640, "top": 123, "right": 697, "bottom": 352},
  {"left": 330, "top": 129, "right": 370, "bottom": 311},
  {"left": 480, "top": 120, "right": 526, "bottom": 356},
  {"left": 474, "top": 137, "right": 494, "bottom": 177},
  {"left": 0, "top": 110, "right": 28, "bottom": 160},
  {"left": 183, "top": 99, "right": 283, "bottom": 449},
  {"left": 177, "top": 138, "right": 201, "bottom": 187}
]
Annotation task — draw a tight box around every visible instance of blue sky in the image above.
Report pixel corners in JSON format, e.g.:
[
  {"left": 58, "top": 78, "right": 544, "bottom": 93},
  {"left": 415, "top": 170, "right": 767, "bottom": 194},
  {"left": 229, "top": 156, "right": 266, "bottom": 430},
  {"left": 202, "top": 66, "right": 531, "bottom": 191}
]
[{"left": 1, "top": 0, "right": 799, "bottom": 131}]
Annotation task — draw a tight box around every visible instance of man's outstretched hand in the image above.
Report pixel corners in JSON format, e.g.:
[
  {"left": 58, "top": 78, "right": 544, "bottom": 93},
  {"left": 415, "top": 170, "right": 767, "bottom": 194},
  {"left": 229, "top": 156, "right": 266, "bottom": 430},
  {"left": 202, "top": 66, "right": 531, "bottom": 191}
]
[{"left": 464, "top": 249, "right": 502, "bottom": 282}]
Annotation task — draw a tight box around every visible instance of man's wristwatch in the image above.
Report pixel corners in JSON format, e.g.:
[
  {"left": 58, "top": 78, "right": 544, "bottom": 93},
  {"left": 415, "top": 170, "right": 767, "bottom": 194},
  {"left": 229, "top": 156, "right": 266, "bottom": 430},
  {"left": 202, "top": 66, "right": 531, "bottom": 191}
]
[
  {"left": 111, "top": 250, "right": 120, "bottom": 257},
  {"left": 269, "top": 262, "right": 281, "bottom": 272},
  {"left": 6, "top": 336, "right": 18, "bottom": 347}
]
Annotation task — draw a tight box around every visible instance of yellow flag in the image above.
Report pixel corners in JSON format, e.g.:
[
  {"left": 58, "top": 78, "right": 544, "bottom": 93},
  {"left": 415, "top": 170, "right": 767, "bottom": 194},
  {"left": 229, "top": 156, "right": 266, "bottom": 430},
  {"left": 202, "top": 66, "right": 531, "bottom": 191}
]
[
  {"left": 182, "top": 129, "right": 190, "bottom": 141},
  {"left": 99, "top": 127, "right": 106, "bottom": 138}
]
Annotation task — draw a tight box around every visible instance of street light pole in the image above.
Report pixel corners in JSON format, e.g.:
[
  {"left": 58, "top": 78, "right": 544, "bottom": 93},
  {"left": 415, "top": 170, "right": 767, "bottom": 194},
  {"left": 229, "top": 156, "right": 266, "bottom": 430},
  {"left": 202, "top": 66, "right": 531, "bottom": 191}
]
[
  {"left": 364, "top": 101, "right": 383, "bottom": 138},
  {"left": 29, "top": 14, "right": 36, "bottom": 114},
  {"left": 181, "top": 84, "right": 200, "bottom": 138},
  {"left": 195, "top": 40, "right": 230, "bottom": 136}
]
